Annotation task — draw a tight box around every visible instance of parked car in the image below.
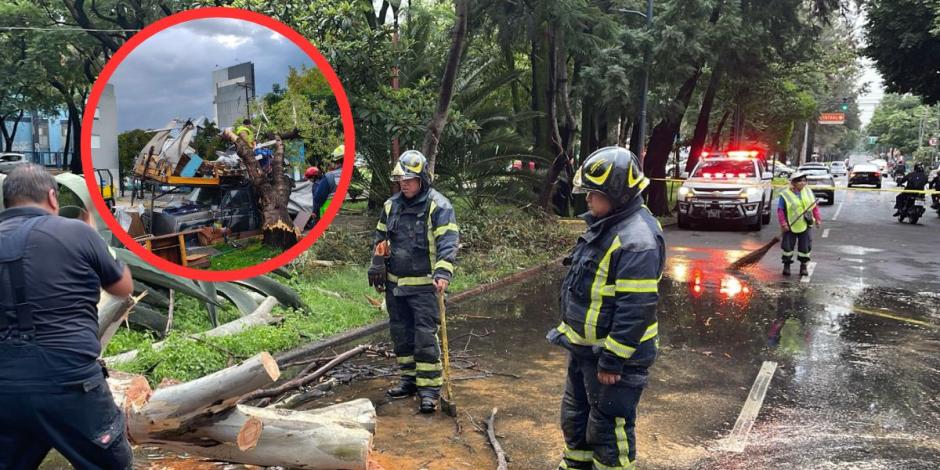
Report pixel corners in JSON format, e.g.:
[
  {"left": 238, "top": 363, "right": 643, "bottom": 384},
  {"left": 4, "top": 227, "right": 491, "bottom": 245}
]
[
  {"left": 0, "top": 152, "right": 27, "bottom": 174},
  {"left": 771, "top": 161, "right": 795, "bottom": 178},
  {"left": 828, "top": 161, "right": 847, "bottom": 176},
  {"left": 677, "top": 154, "right": 773, "bottom": 230},
  {"left": 798, "top": 164, "right": 835, "bottom": 205},
  {"left": 848, "top": 163, "right": 882, "bottom": 188}
]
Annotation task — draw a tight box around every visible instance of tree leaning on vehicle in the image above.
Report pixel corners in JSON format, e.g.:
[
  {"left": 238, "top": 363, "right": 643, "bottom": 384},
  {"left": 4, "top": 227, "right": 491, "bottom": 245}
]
[{"left": 227, "top": 128, "right": 300, "bottom": 250}]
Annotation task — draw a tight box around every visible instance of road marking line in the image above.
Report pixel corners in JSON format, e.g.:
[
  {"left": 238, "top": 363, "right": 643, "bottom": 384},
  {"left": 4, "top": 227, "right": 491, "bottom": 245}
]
[
  {"left": 851, "top": 306, "right": 935, "bottom": 328},
  {"left": 831, "top": 201, "right": 844, "bottom": 221},
  {"left": 822, "top": 228, "right": 830, "bottom": 238},
  {"left": 720, "top": 361, "right": 778, "bottom": 453},
  {"left": 800, "top": 261, "right": 817, "bottom": 283}
]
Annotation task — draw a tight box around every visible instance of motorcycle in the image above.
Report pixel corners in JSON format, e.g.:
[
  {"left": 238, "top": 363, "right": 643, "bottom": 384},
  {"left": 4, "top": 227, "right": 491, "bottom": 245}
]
[
  {"left": 894, "top": 171, "right": 906, "bottom": 186},
  {"left": 898, "top": 194, "right": 926, "bottom": 224}
]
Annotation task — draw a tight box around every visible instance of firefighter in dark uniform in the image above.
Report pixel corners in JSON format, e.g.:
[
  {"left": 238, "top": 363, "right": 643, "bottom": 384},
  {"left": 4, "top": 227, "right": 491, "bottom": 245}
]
[
  {"left": 368, "top": 150, "right": 459, "bottom": 413},
  {"left": 0, "top": 164, "right": 134, "bottom": 468},
  {"left": 547, "top": 147, "right": 665, "bottom": 470}
]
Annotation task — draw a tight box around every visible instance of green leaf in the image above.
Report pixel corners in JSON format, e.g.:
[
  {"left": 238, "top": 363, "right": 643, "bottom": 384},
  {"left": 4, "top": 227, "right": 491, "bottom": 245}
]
[
  {"left": 134, "top": 281, "right": 169, "bottom": 308},
  {"left": 215, "top": 282, "right": 260, "bottom": 317},
  {"left": 114, "top": 248, "right": 219, "bottom": 306},
  {"left": 197, "top": 281, "right": 219, "bottom": 328},
  {"left": 234, "top": 275, "right": 308, "bottom": 311},
  {"left": 54, "top": 172, "right": 113, "bottom": 243}
]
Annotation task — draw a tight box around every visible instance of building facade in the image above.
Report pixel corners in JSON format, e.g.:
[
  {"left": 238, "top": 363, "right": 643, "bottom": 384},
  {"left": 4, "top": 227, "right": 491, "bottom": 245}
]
[{"left": 212, "top": 62, "right": 255, "bottom": 129}]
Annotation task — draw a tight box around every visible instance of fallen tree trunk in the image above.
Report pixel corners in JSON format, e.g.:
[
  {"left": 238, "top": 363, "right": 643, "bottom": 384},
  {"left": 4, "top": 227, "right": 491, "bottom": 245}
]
[
  {"left": 139, "top": 401, "right": 375, "bottom": 469},
  {"left": 241, "top": 343, "right": 370, "bottom": 404},
  {"left": 105, "top": 296, "right": 280, "bottom": 365},
  {"left": 108, "top": 355, "right": 374, "bottom": 470}
]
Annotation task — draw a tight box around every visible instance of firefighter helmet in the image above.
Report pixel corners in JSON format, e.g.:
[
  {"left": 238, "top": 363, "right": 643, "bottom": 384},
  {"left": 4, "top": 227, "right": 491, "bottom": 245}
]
[
  {"left": 390, "top": 150, "right": 432, "bottom": 187},
  {"left": 573, "top": 146, "right": 648, "bottom": 208}
]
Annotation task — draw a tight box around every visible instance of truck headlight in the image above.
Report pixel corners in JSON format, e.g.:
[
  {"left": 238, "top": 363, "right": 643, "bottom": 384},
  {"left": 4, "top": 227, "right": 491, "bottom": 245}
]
[
  {"left": 678, "top": 186, "right": 693, "bottom": 198},
  {"left": 741, "top": 187, "right": 761, "bottom": 197}
]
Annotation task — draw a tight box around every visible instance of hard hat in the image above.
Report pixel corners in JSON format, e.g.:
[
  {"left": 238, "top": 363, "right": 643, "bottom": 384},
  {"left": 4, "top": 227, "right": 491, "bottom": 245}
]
[
  {"left": 789, "top": 171, "right": 808, "bottom": 182},
  {"left": 390, "top": 150, "right": 431, "bottom": 187},
  {"left": 330, "top": 144, "right": 345, "bottom": 162},
  {"left": 572, "top": 146, "right": 648, "bottom": 209},
  {"left": 305, "top": 166, "right": 321, "bottom": 179}
]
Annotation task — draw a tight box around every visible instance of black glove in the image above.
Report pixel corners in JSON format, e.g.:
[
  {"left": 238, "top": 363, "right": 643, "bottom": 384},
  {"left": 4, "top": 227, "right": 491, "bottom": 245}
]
[{"left": 367, "top": 255, "right": 386, "bottom": 291}]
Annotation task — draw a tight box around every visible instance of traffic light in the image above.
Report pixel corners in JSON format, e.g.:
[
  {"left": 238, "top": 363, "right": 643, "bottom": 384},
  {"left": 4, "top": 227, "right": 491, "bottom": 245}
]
[{"left": 840, "top": 98, "right": 849, "bottom": 111}]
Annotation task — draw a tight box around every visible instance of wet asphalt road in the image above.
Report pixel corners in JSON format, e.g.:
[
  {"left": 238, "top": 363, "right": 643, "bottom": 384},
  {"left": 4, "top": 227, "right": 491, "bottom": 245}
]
[{"left": 661, "top": 178, "right": 940, "bottom": 469}]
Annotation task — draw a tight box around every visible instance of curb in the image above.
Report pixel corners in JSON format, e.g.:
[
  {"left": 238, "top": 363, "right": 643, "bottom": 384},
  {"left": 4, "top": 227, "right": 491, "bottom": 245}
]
[{"left": 274, "top": 256, "right": 566, "bottom": 365}]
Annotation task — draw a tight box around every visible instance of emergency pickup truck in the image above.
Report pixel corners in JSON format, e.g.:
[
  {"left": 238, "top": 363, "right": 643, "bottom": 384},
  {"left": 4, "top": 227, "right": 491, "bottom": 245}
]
[{"left": 676, "top": 151, "right": 773, "bottom": 231}]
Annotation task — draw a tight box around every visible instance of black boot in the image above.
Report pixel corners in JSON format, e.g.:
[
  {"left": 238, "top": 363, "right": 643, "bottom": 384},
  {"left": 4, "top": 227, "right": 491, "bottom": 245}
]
[
  {"left": 782, "top": 263, "right": 791, "bottom": 276},
  {"left": 799, "top": 263, "right": 809, "bottom": 276},
  {"left": 386, "top": 381, "right": 417, "bottom": 399},
  {"left": 419, "top": 396, "right": 437, "bottom": 414}
]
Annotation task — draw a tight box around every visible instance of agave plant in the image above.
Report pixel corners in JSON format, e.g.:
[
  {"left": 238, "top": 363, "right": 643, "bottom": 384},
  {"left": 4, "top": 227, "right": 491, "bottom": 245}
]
[{"left": 1, "top": 172, "right": 309, "bottom": 338}]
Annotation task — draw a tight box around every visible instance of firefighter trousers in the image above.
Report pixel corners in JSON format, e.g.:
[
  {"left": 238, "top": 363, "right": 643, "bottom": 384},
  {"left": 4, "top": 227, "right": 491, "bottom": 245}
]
[
  {"left": 781, "top": 229, "right": 812, "bottom": 264},
  {"left": 385, "top": 289, "right": 442, "bottom": 398},
  {"left": 559, "top": 352, "right": 648, "bottom": 470}
]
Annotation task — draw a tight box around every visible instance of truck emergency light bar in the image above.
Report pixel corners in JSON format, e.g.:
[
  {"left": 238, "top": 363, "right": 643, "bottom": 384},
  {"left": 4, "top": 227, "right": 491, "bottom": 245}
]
[{"left": 701, "top": 149, "right": 763, "bottom": 160}]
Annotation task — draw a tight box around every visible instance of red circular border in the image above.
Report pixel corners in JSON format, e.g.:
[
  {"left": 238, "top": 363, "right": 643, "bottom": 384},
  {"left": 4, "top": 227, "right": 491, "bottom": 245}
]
[{"left": 81, "top": 7, "right": 355, "bottom": 282}]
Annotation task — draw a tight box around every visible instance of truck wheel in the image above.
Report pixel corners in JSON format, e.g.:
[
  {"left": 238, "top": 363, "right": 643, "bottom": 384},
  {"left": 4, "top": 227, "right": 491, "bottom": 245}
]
[
  {"left": 678, "top": 213, "right": 690, "bottom": 229},
  {"left": 876, "top": 183, "right": 882, "bottom": 189},
  {"left": 762, "top": 210, "right": 771, "bottom": 225}
]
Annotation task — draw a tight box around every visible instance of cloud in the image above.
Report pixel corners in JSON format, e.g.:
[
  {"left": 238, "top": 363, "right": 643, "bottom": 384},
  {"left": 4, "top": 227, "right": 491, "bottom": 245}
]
[
  {"left": 106, "top": 18, "right": 314, "bottom": 132},
  {"left": 213, "top": 34, "right": 250, "bottom": 49}
]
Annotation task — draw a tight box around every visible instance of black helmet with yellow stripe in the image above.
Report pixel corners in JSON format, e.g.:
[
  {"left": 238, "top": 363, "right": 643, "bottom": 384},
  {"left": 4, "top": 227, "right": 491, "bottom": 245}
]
[
  {"left": 573, "top": 146, "right": 648, "bottom": 209},
  {"left": 390, "top": 150, "right": 432, "bottom": 188}
]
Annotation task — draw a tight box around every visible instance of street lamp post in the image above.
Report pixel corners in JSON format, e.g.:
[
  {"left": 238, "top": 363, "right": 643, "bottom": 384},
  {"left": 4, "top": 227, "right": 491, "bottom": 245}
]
[{"left": 619, "top": 1, "right": 653, "bottom": 164}]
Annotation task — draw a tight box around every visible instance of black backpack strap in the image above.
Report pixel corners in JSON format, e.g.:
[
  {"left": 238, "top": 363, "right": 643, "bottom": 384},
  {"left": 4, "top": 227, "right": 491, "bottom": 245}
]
[{"left": 0, "top": 216, "right": 46, "bottom": 338}]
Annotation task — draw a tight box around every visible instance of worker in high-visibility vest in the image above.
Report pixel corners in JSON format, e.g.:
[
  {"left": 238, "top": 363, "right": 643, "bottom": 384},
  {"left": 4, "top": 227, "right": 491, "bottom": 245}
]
[
  {"left": 311, "top": 145, "right": 345, "bottom": 218},
  {"left": 234, "top": 119, "right": 255, "bottom": 149},
  {"left": 777, "top": 172, "right": 822, "bottom": 277}
]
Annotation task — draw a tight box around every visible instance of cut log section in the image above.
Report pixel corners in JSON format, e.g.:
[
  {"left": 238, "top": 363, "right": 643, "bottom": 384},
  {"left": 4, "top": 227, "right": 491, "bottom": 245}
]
[
  {"left": 107, "top": 354, "right": 374, "bottom": 470},
  {"left": 143, "top": 401, "right": 374, "bottom": 470},
  {"left": 104, "top": 296, "right": 280, "bottom": 365}
]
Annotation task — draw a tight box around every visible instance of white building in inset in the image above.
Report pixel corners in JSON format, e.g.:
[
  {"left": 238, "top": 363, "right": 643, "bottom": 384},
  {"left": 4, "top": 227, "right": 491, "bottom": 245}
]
[
  {"left": 90, "top": 83, "right": 120, "bottom": 189},
  {"left": 212, "top": 62, "right": 255, "bottom": 129}
]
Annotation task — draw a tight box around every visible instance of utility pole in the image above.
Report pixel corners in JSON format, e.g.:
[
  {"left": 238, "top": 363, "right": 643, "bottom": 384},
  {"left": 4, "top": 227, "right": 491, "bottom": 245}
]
[
  {"left": 237, "top": 81, "right": 253, "bottom": 122},
  {"left": 800, "top": 121, "right": 810, "bottom": 166}
]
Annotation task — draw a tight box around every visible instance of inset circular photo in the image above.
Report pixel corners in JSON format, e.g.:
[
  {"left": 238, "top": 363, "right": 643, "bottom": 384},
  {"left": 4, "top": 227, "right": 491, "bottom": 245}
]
[{"left": 82, "top": 7, "right": 354, "bottom": 281}]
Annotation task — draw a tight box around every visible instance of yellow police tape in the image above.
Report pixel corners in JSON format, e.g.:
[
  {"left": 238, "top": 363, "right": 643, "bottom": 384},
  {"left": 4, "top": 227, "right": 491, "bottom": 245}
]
[{"left": 648, "top": 177, "right": 939, "bottom": 195}]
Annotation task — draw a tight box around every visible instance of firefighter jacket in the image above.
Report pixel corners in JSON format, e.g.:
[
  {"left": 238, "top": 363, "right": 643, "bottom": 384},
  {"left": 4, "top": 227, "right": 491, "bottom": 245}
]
[
  {"left": 551, "top": 196, "right": 665, "bottom": 373},
  {"left": 374, "top": 187, "right": 458, "bottom": 295}
]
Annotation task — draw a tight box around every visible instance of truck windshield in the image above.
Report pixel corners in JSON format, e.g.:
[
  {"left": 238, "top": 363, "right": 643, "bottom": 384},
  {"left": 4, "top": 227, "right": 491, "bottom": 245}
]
[
  {"left": 693, "top": 160, "right": 755, "bottom": 179},
  {"left": 187, "top": 188, "right": 220, "bottom": 206}
]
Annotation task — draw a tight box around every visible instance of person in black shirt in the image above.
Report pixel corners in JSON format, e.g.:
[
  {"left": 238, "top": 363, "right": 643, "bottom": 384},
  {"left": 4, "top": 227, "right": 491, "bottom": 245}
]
[{"left": 0, "top": 164, "right": 134, "bottom": 469}]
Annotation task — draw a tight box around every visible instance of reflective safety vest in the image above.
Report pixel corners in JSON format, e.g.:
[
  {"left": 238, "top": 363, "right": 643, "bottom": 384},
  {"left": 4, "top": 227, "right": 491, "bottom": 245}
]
[
  {"left": 553, "top": 198, "right": 665, "bottom": 370},
  {"left": 780, "top": 187, "right": 815, "bottom": 234},
  {"left": 319, "top": 169, "right": 342, "bottom": 217},
  {"left": 235, "top": 125, "right": 255, "bottom": 148},
  {"left": 374, "top": 188, "right": 459, "bottom": 295}
]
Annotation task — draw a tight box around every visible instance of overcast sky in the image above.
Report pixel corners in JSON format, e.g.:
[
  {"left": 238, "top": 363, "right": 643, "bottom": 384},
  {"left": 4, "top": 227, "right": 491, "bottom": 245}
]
[{"left": 107, "top": 18, "right": 313, "bottom": 132}]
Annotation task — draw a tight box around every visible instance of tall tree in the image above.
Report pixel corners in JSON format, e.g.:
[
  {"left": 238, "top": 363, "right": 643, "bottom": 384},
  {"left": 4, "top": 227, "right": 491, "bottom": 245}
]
[
  {"left": 865, "top": 0, "right": 940, "bottom": 104},
  {"left": 422, "top": 0, "right": 469, "bottom": 175}
]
